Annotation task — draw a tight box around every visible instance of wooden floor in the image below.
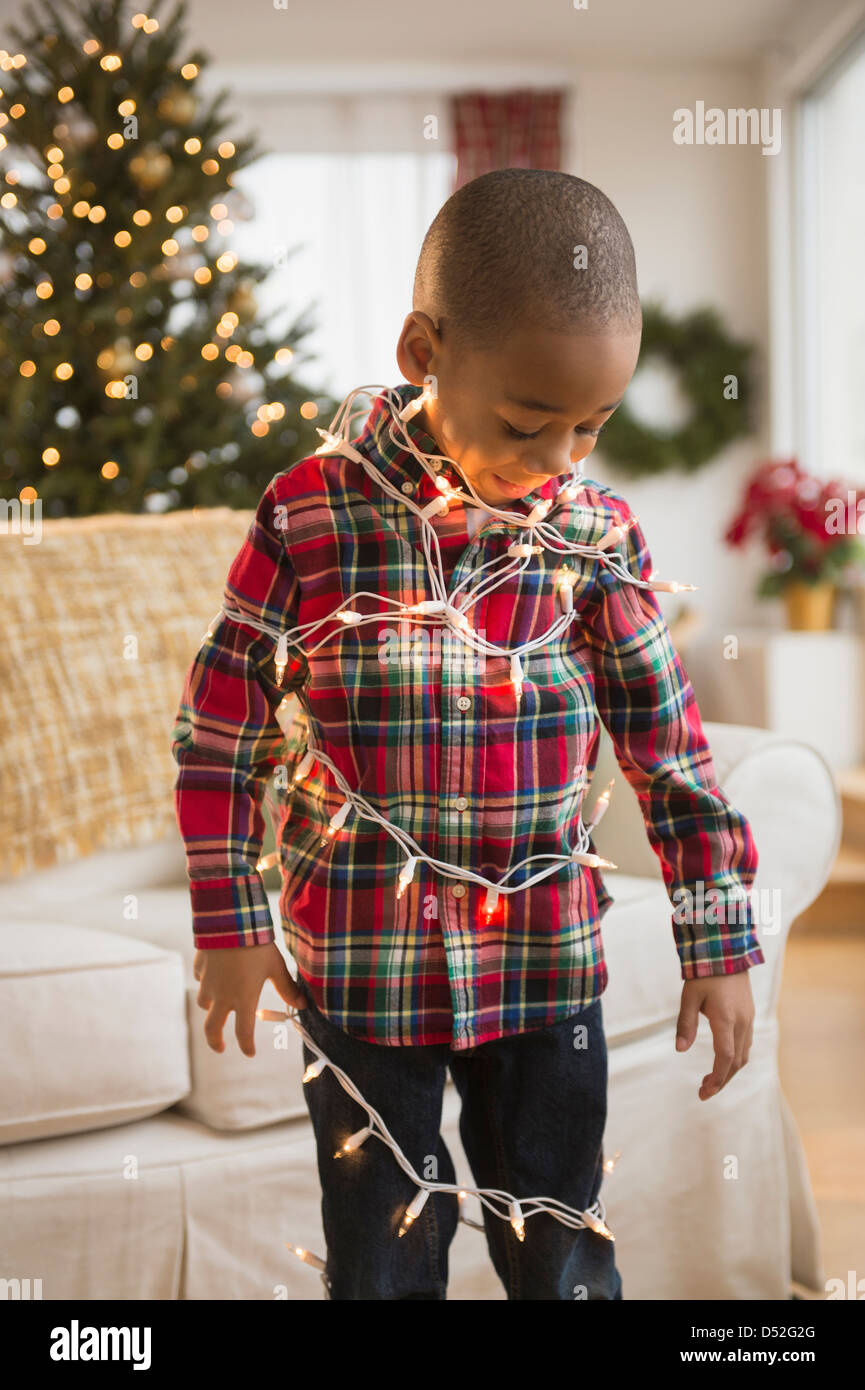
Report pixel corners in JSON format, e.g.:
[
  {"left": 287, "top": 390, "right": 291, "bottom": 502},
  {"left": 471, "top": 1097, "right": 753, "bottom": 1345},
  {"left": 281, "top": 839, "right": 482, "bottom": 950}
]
[{"left": 779, "top": 927, "right": 865, "bottom": 1294}]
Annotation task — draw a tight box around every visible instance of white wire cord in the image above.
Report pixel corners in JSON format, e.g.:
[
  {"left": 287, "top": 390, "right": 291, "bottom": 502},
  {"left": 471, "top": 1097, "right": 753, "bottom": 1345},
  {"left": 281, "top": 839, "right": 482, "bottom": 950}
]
[{"left": 262, "top": 1005, "right": 618, "bottom": 1275}]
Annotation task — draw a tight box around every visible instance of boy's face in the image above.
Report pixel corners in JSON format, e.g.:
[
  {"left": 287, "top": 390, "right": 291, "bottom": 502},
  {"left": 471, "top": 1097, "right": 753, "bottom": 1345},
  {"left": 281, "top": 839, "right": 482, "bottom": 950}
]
[{"left": 395, "top": 314, "right": 641, "bottom": 507}]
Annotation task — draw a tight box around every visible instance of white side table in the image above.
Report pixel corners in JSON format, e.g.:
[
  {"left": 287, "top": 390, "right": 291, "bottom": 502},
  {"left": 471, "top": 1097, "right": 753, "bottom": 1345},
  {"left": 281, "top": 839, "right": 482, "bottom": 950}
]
[{"left": 691, "top": 628, "right": 863, "bottom": 772}]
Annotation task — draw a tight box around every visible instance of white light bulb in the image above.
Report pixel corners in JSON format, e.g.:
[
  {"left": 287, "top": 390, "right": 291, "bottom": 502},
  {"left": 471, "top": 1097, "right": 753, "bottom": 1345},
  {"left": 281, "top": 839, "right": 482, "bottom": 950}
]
[
  {"left": 651, "top": 579, "right": 698, "bottom": 594},
  {"left": 320, "top": 799, "right": 351, "bottom": 846},
  {"left": 509, "top": 1200, "right": 526, "bottom": 1242},
  {"left": 559, "top": 568, "right": 574, "bottom": 614},
  {"left": 571, "top": 850, "right": 618, "bottom": 870},
  {"left": 510, "top": 654, "right": 524, "bottom": 705},
  {"left": 526, "top": 498, "right": 552, "bottom": 527},
  {"left": 482, "top": 886, "right": 499, "bottom": 920},
  {"left": 302, "top": 1056, "right": 327, "bottom": 1083},
  {"left": 288, "top": 1244, "right": 328, "bottom": 1271},
  {"left": 396, "top": 855, "right": 418, "bottom": 899},
  {"left": 586, "top": 778, "right": 615, "bottom": 830},
  {"left": 290, "top": 750, "right": 315, "bottom": 788},
  {"left": 398, "top": 384, "right": 435, "bottom": 422},
  {"left": 398, "top": 1186, "right": 430, "bottom": 1237},
  {"left": 410, "top": 599, "right": 447, "bottom": 616},
  {"left": 581, "top": 1209, "right": 615, "bottom": 1241},
  {"left": 333, "top": 1124, "right": 372, "bottom": 1159},
  {"left": 274, "top": 631, "right": 289, "bottom": 686},
  {"left": 596, "top": 513, "right": 639, "bottom": 552},
  {"left": 314, "top": 427, "right": 342, "bottom": 455}
]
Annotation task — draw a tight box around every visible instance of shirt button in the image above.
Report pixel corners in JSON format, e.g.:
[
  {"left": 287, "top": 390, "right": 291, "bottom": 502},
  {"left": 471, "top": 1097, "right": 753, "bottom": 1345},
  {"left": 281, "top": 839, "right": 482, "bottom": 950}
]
[
  {"left": 451, "top": 883, "right": 467, "bottom": 898},
  {"left": 453, "top": 796, "right": 468, "bottom": 812},
  {"left": 400, "top": 480, "right": 414, "bottom": 495},
  {"left": 456, "top": 696, "right": 471, "bottom": 711}
]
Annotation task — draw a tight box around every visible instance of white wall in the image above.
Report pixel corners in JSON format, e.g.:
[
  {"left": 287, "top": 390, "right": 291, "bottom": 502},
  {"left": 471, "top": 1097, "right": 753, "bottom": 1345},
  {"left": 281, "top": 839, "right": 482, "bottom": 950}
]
[{"left": 566, "top": 62, "right": 771, "bottom": 640}]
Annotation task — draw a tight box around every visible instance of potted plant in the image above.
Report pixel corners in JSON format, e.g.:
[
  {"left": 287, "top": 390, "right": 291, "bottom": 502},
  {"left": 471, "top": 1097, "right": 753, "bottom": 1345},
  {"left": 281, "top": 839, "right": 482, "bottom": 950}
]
[{"left": 723, "top": 459, "right": 865, "bottom": 630}]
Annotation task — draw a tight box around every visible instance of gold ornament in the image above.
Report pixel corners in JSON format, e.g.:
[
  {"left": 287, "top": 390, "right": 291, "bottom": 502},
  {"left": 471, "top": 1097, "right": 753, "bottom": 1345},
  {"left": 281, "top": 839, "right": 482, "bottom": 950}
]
[
  {"left": 157, "top": 86, "right": 197, "bottom": 124},
  {"left": 128, "top": 144, "right": 172, "bottom": 191}
]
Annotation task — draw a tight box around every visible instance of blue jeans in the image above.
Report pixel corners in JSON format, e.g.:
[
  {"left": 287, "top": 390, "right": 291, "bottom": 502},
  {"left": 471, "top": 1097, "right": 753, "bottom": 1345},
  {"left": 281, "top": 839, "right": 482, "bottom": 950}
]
[{"left": 296, "top": 993, "right": 623, "bottom": 1300}]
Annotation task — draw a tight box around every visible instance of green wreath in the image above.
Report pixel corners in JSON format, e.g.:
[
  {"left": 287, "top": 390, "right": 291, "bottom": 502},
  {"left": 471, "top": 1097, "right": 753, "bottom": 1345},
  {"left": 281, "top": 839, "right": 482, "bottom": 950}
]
[{"left": 597, "top": 301, "right": 756, "bottom": 478}]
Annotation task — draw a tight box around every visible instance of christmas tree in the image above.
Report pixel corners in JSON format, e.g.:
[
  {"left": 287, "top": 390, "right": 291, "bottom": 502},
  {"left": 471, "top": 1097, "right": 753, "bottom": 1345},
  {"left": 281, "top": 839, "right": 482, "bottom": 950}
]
[{"left": 0, "top": 0, "right": 335, "bottom": 516}]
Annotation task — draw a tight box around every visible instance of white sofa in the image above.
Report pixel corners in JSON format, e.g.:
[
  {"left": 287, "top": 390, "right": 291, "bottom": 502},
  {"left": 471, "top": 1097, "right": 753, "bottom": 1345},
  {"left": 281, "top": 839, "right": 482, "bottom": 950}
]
[{"left": 0, "top": 716, "right": 839, "bottom": 1300}]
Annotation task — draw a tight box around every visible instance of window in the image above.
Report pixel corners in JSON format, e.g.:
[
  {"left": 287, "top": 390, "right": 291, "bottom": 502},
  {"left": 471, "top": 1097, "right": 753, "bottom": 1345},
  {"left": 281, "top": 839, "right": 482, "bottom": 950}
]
[
  {"left": 230, "top": 151, "right": 456, "bottom": 400},
  {"left": 797, "top": 28, "right": 865, "bottom": 482}
]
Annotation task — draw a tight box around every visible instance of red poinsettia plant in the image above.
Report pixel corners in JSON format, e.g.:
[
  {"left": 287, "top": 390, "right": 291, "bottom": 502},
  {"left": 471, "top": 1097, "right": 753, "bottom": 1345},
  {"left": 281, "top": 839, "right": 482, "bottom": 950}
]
[{"left": 724, "top": 458, "right": 865, "bottom": 596}]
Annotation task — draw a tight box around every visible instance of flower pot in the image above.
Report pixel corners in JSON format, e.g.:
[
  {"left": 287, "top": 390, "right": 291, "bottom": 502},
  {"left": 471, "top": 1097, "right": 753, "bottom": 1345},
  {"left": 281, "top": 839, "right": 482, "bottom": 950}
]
[{"left": 783, "top": 581, "right": 836, "bottom": 631}]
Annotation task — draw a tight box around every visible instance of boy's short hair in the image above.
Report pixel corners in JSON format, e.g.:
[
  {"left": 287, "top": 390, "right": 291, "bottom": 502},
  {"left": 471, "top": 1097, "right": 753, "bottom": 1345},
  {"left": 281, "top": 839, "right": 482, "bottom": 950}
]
[{"left": 412, "top": 167, "right": 642, "bottom": 352}]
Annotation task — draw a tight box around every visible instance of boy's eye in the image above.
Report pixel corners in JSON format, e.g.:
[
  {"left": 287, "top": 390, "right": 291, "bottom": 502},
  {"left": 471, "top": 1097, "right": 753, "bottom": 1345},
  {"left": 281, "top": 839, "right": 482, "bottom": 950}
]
[
  {"left": 502, "top": 421, "right": 605, "bottom": 441},
  {"left": 503, "top": 422, "right": 541, "bottom": 440}
]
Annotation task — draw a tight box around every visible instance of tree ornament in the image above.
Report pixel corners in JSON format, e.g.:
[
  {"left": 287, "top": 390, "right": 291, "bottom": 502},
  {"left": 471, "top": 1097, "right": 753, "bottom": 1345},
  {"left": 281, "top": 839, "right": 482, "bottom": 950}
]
[
  {"left": 128, "top": 144, "right": 172, "bottom": 191},
  {"left": 157, "top": 85, "right": 197, "bottom": 124},
  {"left": 597, "top": 301, "right": 756, "bottom": 478}
]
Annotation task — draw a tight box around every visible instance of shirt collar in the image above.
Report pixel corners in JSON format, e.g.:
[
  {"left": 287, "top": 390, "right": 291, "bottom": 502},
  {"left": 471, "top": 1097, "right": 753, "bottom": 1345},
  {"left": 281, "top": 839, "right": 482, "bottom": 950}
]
[
  {"left": 355, "top": 383, "right": 566, "bottom": 507},
  {"left": 355, "top": 383, "right": 441, "bottom": 494}
]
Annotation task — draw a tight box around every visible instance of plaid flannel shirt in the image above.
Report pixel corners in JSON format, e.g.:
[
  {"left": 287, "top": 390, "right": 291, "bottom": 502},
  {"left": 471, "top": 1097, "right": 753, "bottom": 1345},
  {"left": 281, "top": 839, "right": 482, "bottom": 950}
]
[{"left": 170, "top": 381, "right": 763, "bottom": 1050}]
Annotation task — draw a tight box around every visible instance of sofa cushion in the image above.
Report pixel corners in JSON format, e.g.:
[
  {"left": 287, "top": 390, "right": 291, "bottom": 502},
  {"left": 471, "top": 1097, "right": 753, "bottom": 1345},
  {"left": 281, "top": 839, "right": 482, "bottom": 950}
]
[
  {"left": 5, "top": 882, "right": 312, "bottom": 1132},
  {"left": 0, "top": 923, "right": 190, "bottom": 1145}
]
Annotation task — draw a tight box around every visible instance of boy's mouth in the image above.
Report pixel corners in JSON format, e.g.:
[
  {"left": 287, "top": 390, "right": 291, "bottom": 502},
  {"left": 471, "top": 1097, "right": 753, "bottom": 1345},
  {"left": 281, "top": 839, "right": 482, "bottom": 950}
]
[{"left": 491, "top": 473, "right": 542, "bottom": 498}]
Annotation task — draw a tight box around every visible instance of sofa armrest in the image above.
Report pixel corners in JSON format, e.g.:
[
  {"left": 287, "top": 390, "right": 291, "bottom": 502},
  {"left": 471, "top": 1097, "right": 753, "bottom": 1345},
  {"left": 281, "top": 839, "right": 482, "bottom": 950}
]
[
  {"left": 590, "top": 720, "right": 840, "bottom": 1003},
  {"left": 701, "top": 720, "right": 841, "bottom": 928}
]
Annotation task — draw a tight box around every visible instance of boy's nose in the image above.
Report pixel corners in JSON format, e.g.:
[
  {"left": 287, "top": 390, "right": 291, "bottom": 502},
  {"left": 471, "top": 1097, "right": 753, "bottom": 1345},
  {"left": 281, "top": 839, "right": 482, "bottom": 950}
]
[{"left": 525, "top": 445, "right": 584, "bottom": 477}]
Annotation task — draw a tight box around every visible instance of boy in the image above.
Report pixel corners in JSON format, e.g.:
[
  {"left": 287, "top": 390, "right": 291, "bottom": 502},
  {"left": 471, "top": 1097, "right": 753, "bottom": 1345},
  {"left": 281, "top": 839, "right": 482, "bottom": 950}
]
[{"left": 171, "top": 169, "right": 763, "bottom": 1301}]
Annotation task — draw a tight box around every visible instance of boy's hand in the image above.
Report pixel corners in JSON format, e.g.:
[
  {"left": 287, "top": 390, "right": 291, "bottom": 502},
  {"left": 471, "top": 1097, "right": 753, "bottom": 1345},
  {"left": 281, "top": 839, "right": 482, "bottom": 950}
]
[
  {"left": 193, "top": 943, "right": 309, "bottom": 1058},
  {"left": 675, "top": 973, "right": 755, "bottom": 1101}
]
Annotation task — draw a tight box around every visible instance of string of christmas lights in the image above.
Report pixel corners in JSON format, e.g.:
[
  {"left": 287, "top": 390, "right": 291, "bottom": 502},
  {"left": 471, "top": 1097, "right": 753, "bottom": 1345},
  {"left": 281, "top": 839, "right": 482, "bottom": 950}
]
[
  {"left": 209, "top": 382, "right": 697, "bottom": 911},
  {"left": 256, "top": 1003, "right": 622, "bottom": 1284}
]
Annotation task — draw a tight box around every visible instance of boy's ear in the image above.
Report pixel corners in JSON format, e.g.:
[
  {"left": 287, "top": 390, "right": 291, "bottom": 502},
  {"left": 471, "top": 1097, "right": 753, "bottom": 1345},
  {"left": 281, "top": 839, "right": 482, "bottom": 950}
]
[{"left": 396, "top": 311, "right": 440, "bottom": 384}]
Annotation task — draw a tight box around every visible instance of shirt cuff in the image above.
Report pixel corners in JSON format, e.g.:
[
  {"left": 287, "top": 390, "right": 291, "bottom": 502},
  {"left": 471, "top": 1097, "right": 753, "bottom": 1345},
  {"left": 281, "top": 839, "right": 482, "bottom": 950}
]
[
  {"left": 190, "top": 874, "right": 276, "bottom": 949},
  {"left": 680, "top": 942, "right": 766, "bottom": 981},
  {"left": 674, "top": 890, "right": 766, "bottom": 979}
]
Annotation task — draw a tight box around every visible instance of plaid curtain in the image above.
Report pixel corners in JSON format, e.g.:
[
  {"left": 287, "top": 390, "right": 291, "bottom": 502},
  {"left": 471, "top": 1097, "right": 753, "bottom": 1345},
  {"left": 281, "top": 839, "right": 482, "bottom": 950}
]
[{"left": 451, "top": 90, "right": 563, "bottom": 190}]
